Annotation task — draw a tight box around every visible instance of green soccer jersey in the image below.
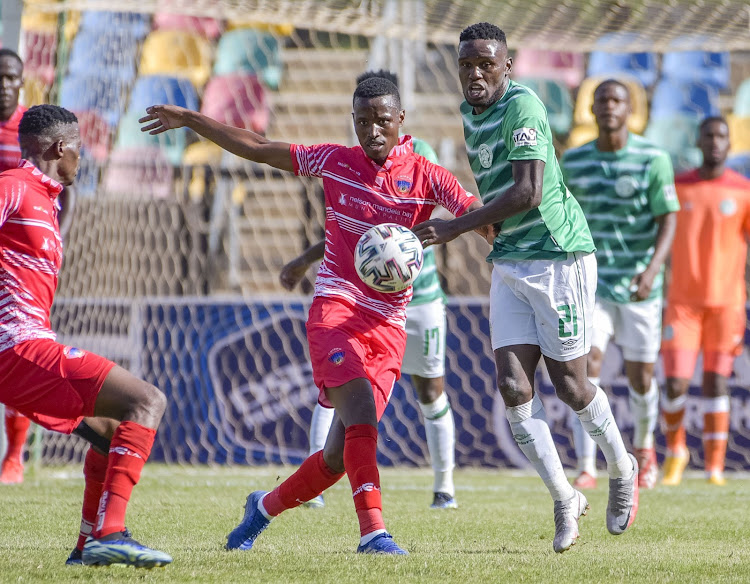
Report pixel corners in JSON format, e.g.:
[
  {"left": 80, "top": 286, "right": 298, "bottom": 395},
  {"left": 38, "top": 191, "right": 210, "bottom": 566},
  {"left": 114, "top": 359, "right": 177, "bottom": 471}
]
[
  {"left": 561, "top": 133, "right": 679, "bottom": 303},
  {"left": 460, "top": 80, "right": 594, "bottom": 261},
  {"left": 410, "top": 137, "right": 445, "bottom": 305}
]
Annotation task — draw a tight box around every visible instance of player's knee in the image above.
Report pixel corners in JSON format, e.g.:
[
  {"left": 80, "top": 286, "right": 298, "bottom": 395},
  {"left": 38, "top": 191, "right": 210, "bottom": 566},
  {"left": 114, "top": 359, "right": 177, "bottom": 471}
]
[
  {"left": 665, "top": 377, "right": 688, "bottom": 399},
  {"left": 129, "top": 383, "right": 167, "bottom": 424},
  {"left": 496, "top": 374, "right": 532, "bottom": 405}
]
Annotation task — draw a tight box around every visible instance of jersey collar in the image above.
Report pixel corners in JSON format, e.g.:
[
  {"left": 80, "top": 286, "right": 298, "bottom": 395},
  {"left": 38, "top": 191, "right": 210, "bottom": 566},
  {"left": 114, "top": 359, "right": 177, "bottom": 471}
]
[
  {"left": 19, "top": 159, "right": 64, "bottom": 197},
  {"left": 367, "top": 135, "right": 414, "bottom": 172}
]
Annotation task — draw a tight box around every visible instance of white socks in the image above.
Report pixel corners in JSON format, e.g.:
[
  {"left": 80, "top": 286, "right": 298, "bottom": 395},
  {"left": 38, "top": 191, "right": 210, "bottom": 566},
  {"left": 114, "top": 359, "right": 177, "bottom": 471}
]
[
  {"left": 308, "top": 403, "right": 335, "bottom": 456},
  {"left": 576, "top": 387, "right": 632, "bottom": 479},
  {"left": 570, "top": 377, "right": 600, "bottom": 476},
  {"left": 629, "top": 378, "right": 659, "bottom": 450},
  {"left": 506, "top": 393, "right": 575, "bottom": 502},
  {"left": 418, "top": 392, "right": 456, "bottom": 496}
]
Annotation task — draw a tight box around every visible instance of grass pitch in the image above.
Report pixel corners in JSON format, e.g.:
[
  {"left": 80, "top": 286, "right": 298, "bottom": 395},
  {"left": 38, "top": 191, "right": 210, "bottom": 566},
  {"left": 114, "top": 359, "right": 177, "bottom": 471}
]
[{"left": 0, "top": 465, "right": 748, "bottom": 583}]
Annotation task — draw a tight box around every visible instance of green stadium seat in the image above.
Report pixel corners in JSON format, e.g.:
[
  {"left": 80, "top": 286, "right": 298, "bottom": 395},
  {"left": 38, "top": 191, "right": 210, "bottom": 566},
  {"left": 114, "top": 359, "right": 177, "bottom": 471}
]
[
  {"left": 115, "top": 110, "right": 190, "bottom": 166},
  {"left": 213, "top": 28, "right": 282, "bottom": 90},
  {"left": 733, "top": 78, "right": 750, "bottom": 118},
  {"left": 515, "top": 78, "right": 573, "bottom": 136}
]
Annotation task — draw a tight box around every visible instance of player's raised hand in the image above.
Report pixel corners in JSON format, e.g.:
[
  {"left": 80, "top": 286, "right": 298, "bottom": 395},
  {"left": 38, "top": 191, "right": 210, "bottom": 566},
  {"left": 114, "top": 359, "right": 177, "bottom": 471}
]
[
  {"left": 279, "top": 256, "right": 310, "bottom": 291},
  {"left": 413, "top": 219, "right": 460, "bottom": 247},
  {"left": 139, "top": 105, "right": 189, "bottom": 135}
]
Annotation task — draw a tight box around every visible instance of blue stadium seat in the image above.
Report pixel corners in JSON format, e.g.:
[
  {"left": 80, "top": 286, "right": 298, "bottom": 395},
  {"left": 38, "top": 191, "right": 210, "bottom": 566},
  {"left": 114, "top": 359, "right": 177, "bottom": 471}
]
[
  {"left": 79, "top": 11, "right": 151, "bottom": 39},
  {"left": 586, "top": 51, "right": 658, "bottom": 89},
  {"left": 127, "top": 75, "right": 200, "bottom": 113},
  {"left": 515, "top": 78, "right": 572, "bottom": 135},
  {"left": 650, "top": 80, "right": 720, "bottom": 120},
  {"left": 662, "top": 51, "right": 730, "bottom": 90},
  {"left": 213, "top": 28, "right": 282, "bottom": 90},
  {"left": 68, "top": 30, "right": 139, "bottom": 82},
  {"left": 59, "top": 74, "right": 129, "bottom": 127},
  {"left": 727, "top": 153, "right": 750, "bottom": 179}
]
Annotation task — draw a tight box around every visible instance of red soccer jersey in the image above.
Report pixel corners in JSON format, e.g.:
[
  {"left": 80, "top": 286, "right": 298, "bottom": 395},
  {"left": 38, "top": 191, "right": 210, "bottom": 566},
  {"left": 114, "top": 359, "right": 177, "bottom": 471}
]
[
  {"left": 0, "top": 105, "right": 27, "bottom": 173},
  {"left": 292, "top": 136, "right": 477, "bottom": 327},
  {"left": 0, "top": 160, "right": 63, "bottom": 352}
]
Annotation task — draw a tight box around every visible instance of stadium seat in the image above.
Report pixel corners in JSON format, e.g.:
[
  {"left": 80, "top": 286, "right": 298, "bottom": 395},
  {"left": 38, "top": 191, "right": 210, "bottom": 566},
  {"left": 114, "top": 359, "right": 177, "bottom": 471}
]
[
  {"left": 573, "top": 75, "right": 649, "bottom": 134},
  {"left": 650, "top": 79, "right": 720, "bottom": 120},
  {"left": 68, "top": 30, "right": 139, "bottom": 82},
  {"left": 79, "top": 11, "right": 150, "bottom": 39},
  {"left": 21, "top": 76, "right": 49, "bottom": 107},
  {"left": 733, "top": 78, "right": 750, "bottom": 117},
  {"left": 565, "top": 124, "right": 598, "bottom": 149},
  {"left": 116, "top": 110, "right": 190, "bottom": 167},
  {"left": 213, "top": 28, "right": 282, "bottom": 90},
  {"left": 139, "top": 30, "right": 213, "bottom": 88},
  {"left": 586, "top": 50, "right": 658, "bottom": 89},
  {"left": 75, "top": 148, "right": 100, "bottom": 197},
  {"left": 644, "top": 115, "right": 702, "bottom": 172},
  {"left": 153, "top": 13, "right": 222, "bottom": 39},
  {"left": 20, "top": 29, "right": 56, "bottom": 85},
  {"left": 75, "top": 110, "right": 112, "bottom": 161},
  {"left": 515, "top": 78, "right": 572, "bottom": 136},
  {"left": 21, "top": 10, "right": 58, "bottom": 34},
  {"left": 513, "top": 50, "right": 585, "bottom": 89},
  {"left": 661, "top": 51, "right": 730, "bottom": 90},
  {"left": 226, "top": 20, "right": 294, "bottom": 36},
  {"left": 59, "top": 74, "right": 129, "bottom": 127},
  {"left": 127, "top": 75, "right": 200, "bottom": 113},
  {"left": 182, "top": 142, "right": 224, "bottom": 201},
  {"left": 200, "top": 73, "right": 270, "bottom": 135},
  {"left": 727, "top": 115, "right": 750, "bottom": 153},
  {"left": 103, "top": 147, "right": 174, "bottom": 198},
  {"left": 727, "top": 153, "right": 750, "bottom": 178}
]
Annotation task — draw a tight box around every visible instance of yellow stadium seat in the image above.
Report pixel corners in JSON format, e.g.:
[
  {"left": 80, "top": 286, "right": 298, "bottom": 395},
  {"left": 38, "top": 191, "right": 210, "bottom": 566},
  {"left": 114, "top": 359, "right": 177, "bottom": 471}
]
[
  {"left": 63, "top": 11, "right": 80, "bottom": 43},
  {"left": 226, "top": 20, "right": 294, "bottom": 36},
  {"left": 727, "top": 114, "right": 750, "bottom": 153},
  {"left": 139, "top": 30, "right": 213, "bottom": 88},
  {"left": 566, "top": 124, "right": 599, "bottom": 149},
  {"left": 574, "top": 75, "right": 649, "bottom": 134},
  {"left": 21, "top": 76, "right": 48, "bottom": 107},
  {"left": 182, "top": 142, "right": 224, "bottom": 202},
  {"left": 21, "top": 10, "right": 58, "bottom": 33}
]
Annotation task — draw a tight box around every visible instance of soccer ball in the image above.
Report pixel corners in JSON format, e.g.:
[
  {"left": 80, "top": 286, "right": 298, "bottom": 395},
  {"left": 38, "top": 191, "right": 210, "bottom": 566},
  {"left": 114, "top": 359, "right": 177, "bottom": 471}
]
[{"left": 354, "top": 223, "right": 424, "bottom": 293}]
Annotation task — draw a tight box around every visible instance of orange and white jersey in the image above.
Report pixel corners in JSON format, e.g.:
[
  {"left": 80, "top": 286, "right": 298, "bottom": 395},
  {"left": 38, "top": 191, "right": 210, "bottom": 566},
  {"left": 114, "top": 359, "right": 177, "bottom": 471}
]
[
  {"left": 0, "top": 160, "right": 63, "bottom": 352},
  {"left": 669, "top": 168, "right": 750, "bottom": 307}
]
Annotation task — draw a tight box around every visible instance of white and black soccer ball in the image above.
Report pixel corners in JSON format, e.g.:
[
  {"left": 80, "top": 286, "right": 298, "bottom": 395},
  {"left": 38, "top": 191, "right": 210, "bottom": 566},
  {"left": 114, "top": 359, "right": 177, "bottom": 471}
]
[{"left": 354, "top": 223, "right": 424, "bottom": 293}]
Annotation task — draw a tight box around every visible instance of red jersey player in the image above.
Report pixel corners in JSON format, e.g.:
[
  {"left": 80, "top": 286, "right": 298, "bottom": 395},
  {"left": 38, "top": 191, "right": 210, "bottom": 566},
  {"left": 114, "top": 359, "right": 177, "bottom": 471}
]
[
  {"left": 661, "top": 116, "right": 750, "bottom": 486},
  {"left": 140, "top": 76, "right": 481, "bottom": 554},
  {"left": 0, "top": 105, "right": 171, "bottom": 568}
]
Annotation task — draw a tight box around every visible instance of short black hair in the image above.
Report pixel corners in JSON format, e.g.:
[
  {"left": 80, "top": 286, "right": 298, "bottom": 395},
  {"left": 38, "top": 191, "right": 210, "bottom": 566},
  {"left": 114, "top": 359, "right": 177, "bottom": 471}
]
[
  {"left": 0, "top": 48, "right": 23, "bottom": 72},
  {"left": 699, "top": 115, "right": 728, "bottom": 133},
  {"left": 353, "top": 77, "right": 401, "bottom": 110},
  {"left": 19, "top": 105, "right": 78, "bottom": 140},
  {"left": 459, "top": 22, "right": 507, "bottom": 45},
  {"left": 356, "top": 69, "right": 399, "bottom": 89},
  {"left": 594, "top": 78, "right": 630, "bottom": 99}
]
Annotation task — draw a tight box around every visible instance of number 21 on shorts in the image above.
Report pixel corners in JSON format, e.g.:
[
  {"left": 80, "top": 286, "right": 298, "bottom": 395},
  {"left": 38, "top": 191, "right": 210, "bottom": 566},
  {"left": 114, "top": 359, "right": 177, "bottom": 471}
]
[{"left": 557, "top": 303, "right": 578, "bottom": 338}]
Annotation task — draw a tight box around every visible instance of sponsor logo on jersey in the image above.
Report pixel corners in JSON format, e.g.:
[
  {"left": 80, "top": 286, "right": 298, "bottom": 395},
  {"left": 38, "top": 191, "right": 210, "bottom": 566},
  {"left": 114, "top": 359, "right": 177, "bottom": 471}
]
[
  {"left": 327, "top": 348, "right": 345, "bottom": 366},
  {"left": 614, "top": 175, "right": 638, "bottom": 197},
  {"left": 395, "top": 175, "right": 412, "bottom": 193},
  {"left": 63, "top": 346, "right": 85, "bottom": 359},
  {"left": 512, "top": 127, "right": 537, "bottom": 147},
  {"left": 720, "top": 198, "right": 737, "bottom": 216},
  {"left": 478, "top": 143, "right": 493, "bottom": 168},
  {"left": 339, "top": 193, "right": 347, "bottom": 205}
]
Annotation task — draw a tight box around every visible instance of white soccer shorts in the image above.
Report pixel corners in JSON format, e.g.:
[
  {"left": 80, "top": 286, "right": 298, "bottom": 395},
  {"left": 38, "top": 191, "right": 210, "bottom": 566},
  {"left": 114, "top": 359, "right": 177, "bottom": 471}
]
[
  {"left": 489, "top": 252, "right": 596, "bottom": 362},
  {"left": 591, "top": 296, "right": 663, "bottom": 363},
  {"left": 401, "top": 298, "right": 446, "bottom": 378}
]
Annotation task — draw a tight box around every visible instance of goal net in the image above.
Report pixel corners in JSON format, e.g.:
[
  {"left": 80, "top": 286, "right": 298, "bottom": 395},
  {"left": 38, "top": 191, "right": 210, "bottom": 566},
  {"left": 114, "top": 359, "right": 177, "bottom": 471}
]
[{"left": 7, "top": 0, "right": 750, "bottom": 474}]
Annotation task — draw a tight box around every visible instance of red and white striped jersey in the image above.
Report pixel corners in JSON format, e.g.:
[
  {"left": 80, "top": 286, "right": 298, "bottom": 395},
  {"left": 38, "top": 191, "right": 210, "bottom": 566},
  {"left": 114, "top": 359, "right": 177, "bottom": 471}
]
[
  {"left": 0, "top": 160, "right": 63, "bottom": 352},
  {"left": 292, "top": 136, "right": 477, "bottom": 327},
  {"left": 0, "top": 105, "right": 26, "bottom": 173}
]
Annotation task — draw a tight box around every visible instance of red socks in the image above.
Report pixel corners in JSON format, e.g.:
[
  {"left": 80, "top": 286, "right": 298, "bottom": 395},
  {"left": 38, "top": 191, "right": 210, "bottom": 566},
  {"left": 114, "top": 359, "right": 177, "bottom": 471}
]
[
  {"left": 76, "top": 448, "right": 108, "bottom": 550},
  {"left": 344, "top": 424, "right": 384, "bottom": 537},
  {"left": 3, "top": 410, "right": 30, "bottom": 463},
  {"left": 95, "top": 421, "right": 155, "bottom": 538},
  {"left": 263, "top": 450, "right": 344, "bottom": 516}
]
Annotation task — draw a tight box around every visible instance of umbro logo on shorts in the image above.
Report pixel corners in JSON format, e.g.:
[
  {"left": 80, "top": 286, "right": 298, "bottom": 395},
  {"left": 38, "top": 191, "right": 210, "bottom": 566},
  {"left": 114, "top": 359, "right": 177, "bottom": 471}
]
[{"left": 561, "top": 339, "right": 577, "bottom": 348}]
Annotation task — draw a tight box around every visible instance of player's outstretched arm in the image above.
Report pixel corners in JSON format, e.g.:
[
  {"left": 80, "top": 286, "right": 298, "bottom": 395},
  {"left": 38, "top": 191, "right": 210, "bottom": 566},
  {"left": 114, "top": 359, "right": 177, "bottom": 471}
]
[
  {"left": 279, "top": 240, "right": 325, "bottom": 290},
  {"left": 139, "top": 105, "right": 295, "bottom": 172}
]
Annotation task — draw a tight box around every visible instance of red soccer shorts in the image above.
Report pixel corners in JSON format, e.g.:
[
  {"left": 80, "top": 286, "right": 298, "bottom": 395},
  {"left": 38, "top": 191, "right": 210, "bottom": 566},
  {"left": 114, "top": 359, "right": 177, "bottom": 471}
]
[
  {"left": 661, "top": 303, "right": 746, "bottom": 378},
  {"left": 306, "top": 297, "right": 407, "bottom": 421},
  {"left": 0, "top": 338, "right": 117, "bottom": 434}
]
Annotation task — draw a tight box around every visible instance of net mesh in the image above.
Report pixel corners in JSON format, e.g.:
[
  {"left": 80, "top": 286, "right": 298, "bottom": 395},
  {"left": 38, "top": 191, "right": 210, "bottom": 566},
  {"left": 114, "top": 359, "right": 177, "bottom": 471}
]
[{"left": 5, "top": 1, "right": 750, "bottom": 473}]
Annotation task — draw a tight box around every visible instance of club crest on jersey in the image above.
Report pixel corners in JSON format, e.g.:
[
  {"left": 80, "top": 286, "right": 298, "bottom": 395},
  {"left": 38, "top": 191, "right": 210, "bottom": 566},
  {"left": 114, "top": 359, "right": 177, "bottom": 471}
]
[
  {"left": 327, "top": 348, "right": 345, "bottom": 366},
  {"left": 395, "top": 175, "right": 412, "bottom": 193},
  {"left": 614, "top": 175, "right": 638, "bottom": 198},
  {"left": 720, "top": 198, "right": 737, "bottom": 216},
  {"left": 512, "top": 127, "right": 537, "bottom": 147},
  {"left": 478, "top": 144, "right": 493, "bottom": 168},
  {"left": 64, "top": 346, "right": 85, "bottom": 359}
]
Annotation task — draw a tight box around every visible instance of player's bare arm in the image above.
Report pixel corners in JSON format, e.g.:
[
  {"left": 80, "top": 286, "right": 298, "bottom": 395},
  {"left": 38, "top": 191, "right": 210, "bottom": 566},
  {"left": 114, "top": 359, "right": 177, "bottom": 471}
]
[
  {"left": 629, "top": 211, "right": 677, "bottom": 301},
  {"left": 414, "top": 160, "right": 543, "bottom": 246},
  {"left": 279, "top": 241, "right": 325, "bottom": 290},
  {"left": 139, "top": 105, "right": 295, "bottom": 172}
]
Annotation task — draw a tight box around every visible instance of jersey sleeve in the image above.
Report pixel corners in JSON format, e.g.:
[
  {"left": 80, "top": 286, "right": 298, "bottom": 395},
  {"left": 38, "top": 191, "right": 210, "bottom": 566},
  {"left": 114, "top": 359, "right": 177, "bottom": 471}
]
[
  {"left": 290, "top": 143, "right": 341, "bottom": 178},
  {"left": 412, "top": 138, "right": 439, "bottom": 164},
  {"left": 0, "top": 177, "right": 23, "bottom": 228},
  {"left": 502, "top": 95, "right": 550, "bottom": 162},
  {"left": 647, "top": 152, "right": 680, "bottom": 216},
  {"left": 427, "top": 163, "right": 479, "bottom": 217}
]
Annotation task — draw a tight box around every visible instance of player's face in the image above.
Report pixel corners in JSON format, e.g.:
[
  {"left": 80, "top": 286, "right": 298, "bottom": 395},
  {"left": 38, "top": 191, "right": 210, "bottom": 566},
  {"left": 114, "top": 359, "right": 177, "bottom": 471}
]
[
  {"left": 698, "top": 120, "right": 730, "bottom": 167},
  {"left": 458, "top": 39, "right": 512, "bottom": 113},
  {"left": 592, "top": 84, "right": 630, "bottom": 132},
  {"left": 57, "top": 125, "right": 82, "bottom": 186},
  {"left": 352, "top": 95, "right": 404, "bottom": 165},
  {"left": 0, "top": 56, "right": 23, "bottom": 117}
]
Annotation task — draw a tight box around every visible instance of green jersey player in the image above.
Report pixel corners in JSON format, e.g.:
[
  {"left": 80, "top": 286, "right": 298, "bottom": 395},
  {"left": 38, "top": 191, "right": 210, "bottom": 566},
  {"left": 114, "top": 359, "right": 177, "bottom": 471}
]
[
  {"left": 562, "top": 79, "right": 678, "bottom": 492},
  {"left": 280, "top": 70, "right": 458, "bottom": 511},
  {"left": 414, "top": 22, "right": 638, "bottom": 553}
]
